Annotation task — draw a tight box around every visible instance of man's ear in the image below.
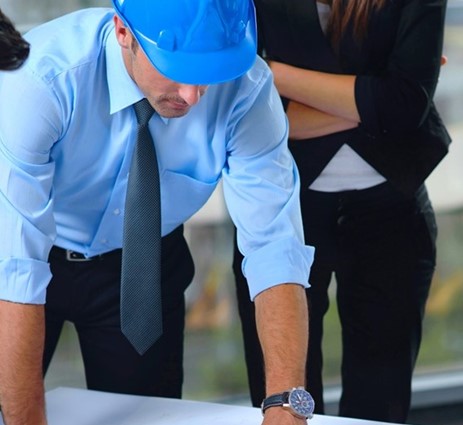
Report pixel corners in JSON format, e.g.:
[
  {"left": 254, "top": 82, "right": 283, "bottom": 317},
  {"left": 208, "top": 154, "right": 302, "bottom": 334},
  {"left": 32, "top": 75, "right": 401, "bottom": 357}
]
[{"left": 113, "top": 15, "right": 131, "bottom": 48}]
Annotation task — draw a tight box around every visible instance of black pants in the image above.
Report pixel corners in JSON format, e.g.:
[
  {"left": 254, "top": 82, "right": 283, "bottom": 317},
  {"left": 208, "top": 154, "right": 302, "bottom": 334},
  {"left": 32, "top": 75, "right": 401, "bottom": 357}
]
[
  {"left": 44, "top": 225, "right": 194, "bottom": 397},
  {"left": 233, "top": 182, "right": 436, "bottom": 423}
]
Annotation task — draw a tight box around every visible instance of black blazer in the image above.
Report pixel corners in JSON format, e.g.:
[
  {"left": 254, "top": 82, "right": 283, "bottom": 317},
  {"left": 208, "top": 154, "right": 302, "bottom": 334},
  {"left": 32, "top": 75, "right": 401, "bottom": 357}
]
[{"left": 255, "top": 0, "right": 451, "bottom": 195}]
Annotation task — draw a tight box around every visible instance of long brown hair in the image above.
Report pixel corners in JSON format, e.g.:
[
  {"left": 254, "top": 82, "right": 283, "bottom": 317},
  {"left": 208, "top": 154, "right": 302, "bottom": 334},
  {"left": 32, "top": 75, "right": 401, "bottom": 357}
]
[{"left": 328, "top": 0, "right": 388, "bottom": 46}]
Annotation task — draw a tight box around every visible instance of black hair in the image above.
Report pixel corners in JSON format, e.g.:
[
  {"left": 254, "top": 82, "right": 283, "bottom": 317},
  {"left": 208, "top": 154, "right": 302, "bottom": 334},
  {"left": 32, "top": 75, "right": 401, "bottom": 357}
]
[{"left": 0, "top": 8, "right": 30, "bottom": 71}]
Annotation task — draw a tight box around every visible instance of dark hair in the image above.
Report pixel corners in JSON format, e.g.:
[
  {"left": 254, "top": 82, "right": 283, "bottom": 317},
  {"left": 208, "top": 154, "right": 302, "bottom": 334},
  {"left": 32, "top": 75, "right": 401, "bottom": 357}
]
[
  {"left": 0, "top": 8, "right": 30, "bottom": 70},
  {"left": 328, "top": 0, "right": 387, "bottom": 46}
]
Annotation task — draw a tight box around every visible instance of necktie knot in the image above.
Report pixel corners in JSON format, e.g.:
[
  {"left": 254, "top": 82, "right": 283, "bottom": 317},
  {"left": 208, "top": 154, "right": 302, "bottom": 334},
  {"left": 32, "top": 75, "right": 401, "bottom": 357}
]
[{"left": 133, "top": 98, "right": 154, "bottom": 126}]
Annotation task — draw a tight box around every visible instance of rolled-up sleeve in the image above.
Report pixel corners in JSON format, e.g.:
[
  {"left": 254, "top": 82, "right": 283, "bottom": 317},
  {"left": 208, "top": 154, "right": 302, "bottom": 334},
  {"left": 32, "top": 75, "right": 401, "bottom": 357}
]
[
  {"left": 222, "top": 59, "right": 314, "bottom": 300},
  {"left": 0, "top": 68, "right": 59, "bottom": 304}
]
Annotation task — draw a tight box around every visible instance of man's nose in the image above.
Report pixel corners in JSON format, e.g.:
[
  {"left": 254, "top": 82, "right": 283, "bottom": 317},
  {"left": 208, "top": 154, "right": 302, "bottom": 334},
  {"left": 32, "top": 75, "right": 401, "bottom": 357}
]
[{"left": 178, "top": 85, "right": 202, "bottom": 106}]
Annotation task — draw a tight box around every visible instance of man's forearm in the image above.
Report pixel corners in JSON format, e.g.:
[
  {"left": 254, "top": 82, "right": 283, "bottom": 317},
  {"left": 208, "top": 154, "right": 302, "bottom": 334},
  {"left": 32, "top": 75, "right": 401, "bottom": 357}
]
[
  {"left": 254, "top": 283, "right": 308, "bottom": 395},
  {"left": 0, "top": 300, "right": 47, "bottom": 425}
]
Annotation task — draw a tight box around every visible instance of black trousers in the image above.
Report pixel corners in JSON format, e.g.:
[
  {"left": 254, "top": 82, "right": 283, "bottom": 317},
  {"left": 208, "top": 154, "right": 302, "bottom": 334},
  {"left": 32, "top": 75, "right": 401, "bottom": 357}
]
[
  {"left": 44, "top": 225, "right": 194, "bottom": 397},
  {"left": 233, "top": 182, "right": 436, "bottom": 423}
]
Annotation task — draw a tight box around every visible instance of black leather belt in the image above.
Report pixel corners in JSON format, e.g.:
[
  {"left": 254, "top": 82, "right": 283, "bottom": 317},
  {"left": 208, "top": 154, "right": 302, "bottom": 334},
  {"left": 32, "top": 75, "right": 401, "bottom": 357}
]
[
  {"left": 50, "top": 246, "right": 121, "bottom": 262},
  {"left": 50, "top": 226, "right": 184, "bottom": 263}
]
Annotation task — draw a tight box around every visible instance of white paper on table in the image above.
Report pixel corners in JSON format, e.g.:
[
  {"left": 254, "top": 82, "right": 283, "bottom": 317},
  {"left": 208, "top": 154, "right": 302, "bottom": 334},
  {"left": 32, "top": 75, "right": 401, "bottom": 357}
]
[{"left": 0, "top": 387, "right": 397, "bottom": 425}]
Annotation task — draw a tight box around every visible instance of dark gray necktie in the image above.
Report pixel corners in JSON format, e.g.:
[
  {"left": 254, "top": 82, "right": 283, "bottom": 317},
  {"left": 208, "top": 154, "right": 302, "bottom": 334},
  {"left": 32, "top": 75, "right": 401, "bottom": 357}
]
[{"left": 121, "top": 98, "right": 162, "bottom": 355}]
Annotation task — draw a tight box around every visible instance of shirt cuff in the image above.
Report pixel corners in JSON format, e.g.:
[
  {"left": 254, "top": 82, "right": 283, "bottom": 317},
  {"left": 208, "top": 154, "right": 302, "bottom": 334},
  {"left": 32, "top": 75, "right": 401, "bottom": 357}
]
[
  {"left": 0, "top": 258, "right": 51, "bottom": 304},
  {"left": 242, "top": 237, "right": 314, "bottom": 300}
]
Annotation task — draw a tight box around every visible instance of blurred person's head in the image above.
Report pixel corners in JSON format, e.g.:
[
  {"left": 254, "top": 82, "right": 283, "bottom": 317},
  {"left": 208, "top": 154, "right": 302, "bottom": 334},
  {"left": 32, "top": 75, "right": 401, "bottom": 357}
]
[{"left": 0, "top": 8, "right": 30, "bottom": 70}]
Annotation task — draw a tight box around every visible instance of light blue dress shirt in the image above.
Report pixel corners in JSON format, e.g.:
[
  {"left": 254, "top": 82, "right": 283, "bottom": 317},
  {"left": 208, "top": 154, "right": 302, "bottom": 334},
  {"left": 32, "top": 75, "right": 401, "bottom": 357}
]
[{"left": 0, "top": 8, "right": 314, "bottom": 304}]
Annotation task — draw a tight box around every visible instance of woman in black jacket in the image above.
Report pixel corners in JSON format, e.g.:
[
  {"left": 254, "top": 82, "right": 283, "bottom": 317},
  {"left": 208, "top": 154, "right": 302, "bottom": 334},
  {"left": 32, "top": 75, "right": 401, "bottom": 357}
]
[{"left": 233, "top": 0, "right": 450, "bottom": 422}]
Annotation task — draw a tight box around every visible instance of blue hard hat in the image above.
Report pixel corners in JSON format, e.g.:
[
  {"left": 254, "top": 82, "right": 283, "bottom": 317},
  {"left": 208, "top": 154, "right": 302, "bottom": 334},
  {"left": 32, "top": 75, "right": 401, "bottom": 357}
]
[{"left": 112, "top": 0, "right": 257, "bottom": 85}]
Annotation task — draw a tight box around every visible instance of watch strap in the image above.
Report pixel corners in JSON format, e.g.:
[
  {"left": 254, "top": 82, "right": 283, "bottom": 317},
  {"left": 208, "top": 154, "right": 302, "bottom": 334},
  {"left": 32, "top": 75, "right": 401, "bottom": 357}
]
[{"left": 261, "top": 391, "right": 289, "bottom": 413}]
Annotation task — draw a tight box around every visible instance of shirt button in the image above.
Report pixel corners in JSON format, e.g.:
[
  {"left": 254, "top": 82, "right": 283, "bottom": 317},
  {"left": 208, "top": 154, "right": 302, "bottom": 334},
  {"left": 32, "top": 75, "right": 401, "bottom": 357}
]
[
  {"left": 113, "top": 208, "right": 121, "bottom": 215},
  {"left": 101, "top": 238, "right": 108, "bottom": 244}
]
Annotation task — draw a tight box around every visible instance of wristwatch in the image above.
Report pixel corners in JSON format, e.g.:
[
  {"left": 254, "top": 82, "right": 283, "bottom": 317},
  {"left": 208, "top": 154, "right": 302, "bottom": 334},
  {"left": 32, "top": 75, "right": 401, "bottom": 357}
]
[{"left": 261, "top": 387, "right": 315, "bottom": 419}]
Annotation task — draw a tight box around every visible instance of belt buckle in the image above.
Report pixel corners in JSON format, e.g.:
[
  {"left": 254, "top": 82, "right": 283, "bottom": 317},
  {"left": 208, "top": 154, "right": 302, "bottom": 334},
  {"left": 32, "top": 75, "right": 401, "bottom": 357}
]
[{"left": 65, "top": 250, "right": 92, "bottom": 262}]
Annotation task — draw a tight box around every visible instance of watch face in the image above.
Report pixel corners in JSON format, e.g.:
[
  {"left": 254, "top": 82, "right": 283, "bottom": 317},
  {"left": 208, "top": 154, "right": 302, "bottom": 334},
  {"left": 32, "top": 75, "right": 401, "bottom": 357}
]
[{"left": 288, "top": 388, "right": 315, "bottom": 418}]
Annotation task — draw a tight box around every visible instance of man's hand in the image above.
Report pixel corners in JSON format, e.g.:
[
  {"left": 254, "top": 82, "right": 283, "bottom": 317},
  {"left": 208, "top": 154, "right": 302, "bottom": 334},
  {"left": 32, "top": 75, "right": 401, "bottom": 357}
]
[{"left": 0, "top": 300, "right": 47, "bottom": 425}]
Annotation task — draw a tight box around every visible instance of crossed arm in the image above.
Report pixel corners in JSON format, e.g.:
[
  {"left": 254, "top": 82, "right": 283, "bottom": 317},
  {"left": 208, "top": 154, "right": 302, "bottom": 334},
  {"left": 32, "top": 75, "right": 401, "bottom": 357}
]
[{"left": 268, "top": 61, "right": 360, "bottom": 140}]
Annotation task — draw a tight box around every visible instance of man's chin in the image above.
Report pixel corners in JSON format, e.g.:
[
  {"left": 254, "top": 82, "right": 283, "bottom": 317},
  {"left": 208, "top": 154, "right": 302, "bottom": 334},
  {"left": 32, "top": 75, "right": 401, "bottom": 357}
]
[
  {"left": 154, "top": 102, "right": 191, "bottom": 119},
  {"left": 159, "top": 110, "right": 189, "bottom": 119}
]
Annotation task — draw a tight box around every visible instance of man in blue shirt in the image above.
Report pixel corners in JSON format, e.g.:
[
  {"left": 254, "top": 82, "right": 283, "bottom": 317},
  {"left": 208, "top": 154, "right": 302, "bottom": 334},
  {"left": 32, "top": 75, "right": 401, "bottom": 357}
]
[
  {"left": 0, "top": 8, "right": 30, "bottom": 70},
  {"left": 0, "top": 1, "right": 315, "bottom": 424}
]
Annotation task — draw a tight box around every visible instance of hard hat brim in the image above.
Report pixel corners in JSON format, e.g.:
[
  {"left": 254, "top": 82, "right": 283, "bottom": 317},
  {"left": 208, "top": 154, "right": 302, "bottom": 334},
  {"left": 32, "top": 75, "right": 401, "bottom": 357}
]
[{"left": 134, "top": 19, "right": 257, "bottom": 85}]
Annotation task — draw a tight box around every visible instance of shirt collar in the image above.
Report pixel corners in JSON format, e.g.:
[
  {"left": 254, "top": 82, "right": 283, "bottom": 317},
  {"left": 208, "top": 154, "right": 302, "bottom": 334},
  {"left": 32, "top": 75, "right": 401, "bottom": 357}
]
[
  {"left": 105, "top": 29, "right": 144, "bottom": 115},
  {"left": 105, "top": 30, "right": 170, "bottom": 125}
]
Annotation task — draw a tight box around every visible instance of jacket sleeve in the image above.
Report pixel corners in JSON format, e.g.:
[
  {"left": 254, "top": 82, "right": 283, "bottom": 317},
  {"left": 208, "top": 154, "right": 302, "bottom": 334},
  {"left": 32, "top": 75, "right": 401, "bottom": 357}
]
[
  {"left": 355, "top": 0, "right": 447, "bottom": 136},
  {"left": 256, "top": 7, "right": 291, "bottom": 112}
]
